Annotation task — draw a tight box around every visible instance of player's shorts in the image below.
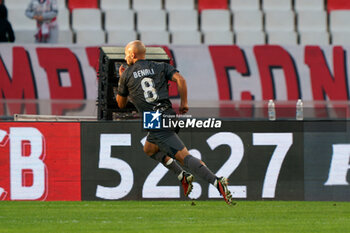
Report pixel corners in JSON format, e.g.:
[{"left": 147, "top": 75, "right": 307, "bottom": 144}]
[{"left": 146, "top": 129, "right": 185, "bottom": 158}]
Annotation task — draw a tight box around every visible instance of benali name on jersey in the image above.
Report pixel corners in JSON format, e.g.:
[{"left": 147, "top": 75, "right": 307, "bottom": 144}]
[{"left": 133, "top": 69, "right": 155, "bottom": 79}]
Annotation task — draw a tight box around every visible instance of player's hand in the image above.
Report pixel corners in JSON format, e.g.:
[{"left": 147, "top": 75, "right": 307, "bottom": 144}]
[
  {"left": 179, "top": 103, "right": 189, "bottom": 114},
  {"left": 119, "top": 65, "right": 126, "bottom": 77},
  {"left": 34, "top": 15, "right": 43, "bottom": 22}
]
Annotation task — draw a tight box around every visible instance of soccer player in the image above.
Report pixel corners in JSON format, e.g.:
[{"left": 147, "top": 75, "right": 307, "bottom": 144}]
[{"left": 116, "top": 40, "right": 232, "bottom": 204}]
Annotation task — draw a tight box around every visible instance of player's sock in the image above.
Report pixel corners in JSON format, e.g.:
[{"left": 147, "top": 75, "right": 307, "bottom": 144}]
[
  {"left": 184, "top": 154, "right": 216, "bottom": 184},
  {"left": 150, "top": 151, "right": 166, "bottom": 163},
  {"left": 150, "top": 152, "right": 183, "bottom": 176},
  {"left": 165, "top": 158, "right": 184, "bottom": 177}
]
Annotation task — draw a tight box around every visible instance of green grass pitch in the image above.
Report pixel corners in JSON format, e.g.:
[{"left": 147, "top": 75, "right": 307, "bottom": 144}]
[{"left": 0, "top": 201, "right": 349, "bottom": 233}]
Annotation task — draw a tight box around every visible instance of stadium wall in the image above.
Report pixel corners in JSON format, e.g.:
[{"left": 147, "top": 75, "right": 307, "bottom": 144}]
[
  {"left": 0, "top": 121, "right": 349, "bottom": 201},
  {"left": 1, "top": 45, "right": 350, "bottom": 114}
]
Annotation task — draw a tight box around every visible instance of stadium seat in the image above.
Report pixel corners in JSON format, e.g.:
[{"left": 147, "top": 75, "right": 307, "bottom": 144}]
[
  {"left": 330, "top": 10, "right": 350, "bottom": 32},
  {"left": 13, "top": 30, "right": 36, "bottom": 43},
  {"left": 165, "top": 0, "right": 195, "bottom": 10},
  {"left": 230, "top": 0, "right": 260, "bottom": 12},
  {"left": 263, "top": 0, "right": 292, "bottom": 11},
  {"left": 140, "top": 31, "right": 170, "bottom": 45},
  {"left": 332, "top": 31, "right": 350, "bottom": 45},
  {"left": 57, "top": 0, "right": 67, "bottom": 9},
  {"left": 168, "top": 10, "right": 198, "bottom": 32},
  {"left": 72, "top": 9, "right": 102, "bottom": 31},
  {"left": 133, "top": 0, "right": 162, "bottom": 11},
  {"left": 201, "top": 10, "right": 231, "bottom": 32},
  {"left": 236, "top": 31, "right": 265, "bottom": 45},
  {"left": 5, "top": 0, "right": 29, "bottom": 9},
  {"left": 68, "top": 0, "right": 98, "bottom": 11},
  {"left": 265, "top": 10, "right": 295, "bottom": 32},
  {"left": 75, "top": 30, "right": 105, "bottom": 44},
  {"left": 107, "top": 30, "right": 137, "bottom": 45},
  {"left": 268, "top": 31, "right": 298, "bottom": 45},
  {"left": 8, "top": 9, "right": 36, "bottom": 30},
  {"left": 295, "top": 0, "right": 324, "bottom": 12},
  {"left": 300, "top": 31, "right": 329, "bottom": 45},
  {"left": 204, "top": 31, "right": 234, "bottom": 45},
  {"left": 328, "top": 0, "right": 350, "bottom": 11},
  {"left": 137, "top": 10, "right": 166, "bottom": 32},
  {"left": 58, "top": 30, "right": 74, "bottom": 43},
  {"left": 198, "top": 0, "right": 228, "bottom": 12},
  {"left": 233, "top": 10, "right": 263, "bottom": 32},
  {"left": 171, "top": 31, "right": 202, "bottom": 45},
  {"left": 57, "top": 8, "right": 70, "bottom": 31},
  {"left": 297, "top": 11, "right": 327, "bottom": 32},
  {"left": 105, "top": 9, "right": 135, "bottom": 31},
  {"left": 101, "top": 0, "right": 130, "bottom": 11}
]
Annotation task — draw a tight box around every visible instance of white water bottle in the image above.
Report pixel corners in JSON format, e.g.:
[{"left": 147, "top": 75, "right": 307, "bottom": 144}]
[
  {"left": 268, "top": 99, "right": 276, "bottom": 121},
  {"left": 296, "top": 99, "right": 303, "bottom": 121}
]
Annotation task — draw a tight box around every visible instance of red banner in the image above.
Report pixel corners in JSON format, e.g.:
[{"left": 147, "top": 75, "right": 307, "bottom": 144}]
[
  {"left": 0, "top": 123, "right": 81, "bottom": 201},
  {"left": 1, "top": 44, "right": 350, "bottom": 117}
]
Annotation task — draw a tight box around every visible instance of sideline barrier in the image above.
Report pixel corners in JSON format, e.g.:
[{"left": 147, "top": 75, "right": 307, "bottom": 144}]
[
  {"left": 0, "top": 120, "right": 349, "bottom": 201},
  {"left": 1, "top": 99, "right": 349, "bottom": 120},
  {"left": 14, "top": 114, "right": 97, "bottom": 121}
]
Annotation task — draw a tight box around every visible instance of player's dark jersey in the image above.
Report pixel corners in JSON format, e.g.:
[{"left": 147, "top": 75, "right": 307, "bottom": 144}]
[{"left": 117, "top": 60, "right": 178, "bottom": 112}]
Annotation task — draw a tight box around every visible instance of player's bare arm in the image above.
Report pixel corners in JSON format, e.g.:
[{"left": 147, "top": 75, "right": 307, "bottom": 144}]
[
  {"left": 116, "top": 95, "right": 127, "bottom": 109},
  {"left": 172, "top": 72, "right": 189, "bottom": 114}
]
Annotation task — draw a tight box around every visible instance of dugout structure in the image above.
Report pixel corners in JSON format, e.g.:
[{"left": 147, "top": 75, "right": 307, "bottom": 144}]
[{"left": 97, "top": 46, "right": 171, "bottom": 120}]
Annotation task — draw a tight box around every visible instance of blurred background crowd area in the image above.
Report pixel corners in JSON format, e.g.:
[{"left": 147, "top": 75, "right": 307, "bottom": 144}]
[{"left": 0, "top": 0, "right": 350, "bottom": 45}]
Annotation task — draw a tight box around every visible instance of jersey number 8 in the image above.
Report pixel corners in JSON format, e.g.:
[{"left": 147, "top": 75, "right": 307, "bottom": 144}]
[{"left": 141, "top": 77, "right": 158, "bottom": 103}]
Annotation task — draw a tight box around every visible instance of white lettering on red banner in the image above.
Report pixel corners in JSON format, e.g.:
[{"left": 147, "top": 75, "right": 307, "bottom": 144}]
[{"left": 1, "top": 45, "right": 350, "bottom": 116}]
